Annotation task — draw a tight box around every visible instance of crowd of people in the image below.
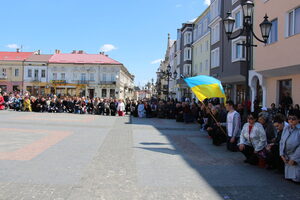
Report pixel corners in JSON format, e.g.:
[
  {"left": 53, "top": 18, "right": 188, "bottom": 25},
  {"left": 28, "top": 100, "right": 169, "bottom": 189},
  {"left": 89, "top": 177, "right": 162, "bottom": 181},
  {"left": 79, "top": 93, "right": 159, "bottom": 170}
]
[
  {"left": 1, "top": 91, "right": 299, "bottom": 183},
  {"left": 0, "top": 92, "right": 126, "bottom": 116},
  {"left": 131, "top": 97, "right": 300, "bottom": 184}
]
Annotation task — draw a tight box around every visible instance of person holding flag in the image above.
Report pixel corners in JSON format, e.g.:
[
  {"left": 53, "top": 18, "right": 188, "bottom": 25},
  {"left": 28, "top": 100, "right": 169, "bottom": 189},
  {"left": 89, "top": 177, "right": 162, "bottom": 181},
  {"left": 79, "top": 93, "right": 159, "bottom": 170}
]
[{"left": 184, "top": 75, "right": 241, "bottom": 151}]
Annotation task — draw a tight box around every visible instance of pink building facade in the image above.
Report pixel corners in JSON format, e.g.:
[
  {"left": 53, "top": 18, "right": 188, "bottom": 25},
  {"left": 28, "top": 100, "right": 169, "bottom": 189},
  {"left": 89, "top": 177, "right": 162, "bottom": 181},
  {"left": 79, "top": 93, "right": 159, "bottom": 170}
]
[
  {"left": 0, "top": 52, "right": 33, "bottom": 93},
  {"left": 250, "top": 0, "right": 300, "bottom": 109}
]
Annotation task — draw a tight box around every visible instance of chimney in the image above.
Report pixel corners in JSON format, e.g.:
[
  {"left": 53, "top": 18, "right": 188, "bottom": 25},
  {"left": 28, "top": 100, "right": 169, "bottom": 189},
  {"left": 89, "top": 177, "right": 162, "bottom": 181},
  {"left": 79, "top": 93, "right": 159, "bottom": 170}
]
[
  {"left": 78, "top": 50, "right": 84, "bottom": 54},
  {"left": 16, "top": 48, "right": 20, "bottom": 53},
  {"left": 37, "top": 50, "right": 41, "bottom": 55},
  {"left": 55, "top": 49, "right": 61, "bottom": 54},
  {"left": 72, "top": 50, "right": 77, "bottom": 54},
  {"left": 99, "top": 52, "right": 105, "bottom": 55},
  {"left": 105, "top": 54, "right": 108, "bottom": 57}
]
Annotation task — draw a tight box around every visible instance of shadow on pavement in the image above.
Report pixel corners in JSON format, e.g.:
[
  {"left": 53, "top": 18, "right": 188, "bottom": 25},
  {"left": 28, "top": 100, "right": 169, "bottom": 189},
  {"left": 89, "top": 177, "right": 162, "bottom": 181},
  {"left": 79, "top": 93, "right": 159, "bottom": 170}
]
[{"left": 130, "top": 116, "right": 300, "bottom": 200}]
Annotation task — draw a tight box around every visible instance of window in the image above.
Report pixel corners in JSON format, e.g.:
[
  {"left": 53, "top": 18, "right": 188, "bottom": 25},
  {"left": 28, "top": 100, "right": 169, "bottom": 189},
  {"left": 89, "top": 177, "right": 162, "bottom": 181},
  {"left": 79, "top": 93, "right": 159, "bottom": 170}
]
[
  {"left": 184, "top": 48, "right": 192, "bottom": 61},
  {"left": 2, "top": 68, "right": 6, "bottom": 76},
  {"left": 110, "top": 74, "right": 116, "bottom": 81},
  {"left": 211, "top": 0, "right": 218, "bottom": 20},
  {"left": 102, "top": 74, "right": 106, "bottom": 81},
  {"left": 53, "top": 73, "right": 57, "bottom": 80},
  {"left": 102, "top": 89, "right": 107, "bottom": 98},
  {"left": 184, "top": 32, "right": 192, "bottom": 45},
  {"left": 81, "top": 73, "right": 86, "bottom": 81},
  {"left": 61, "top": 73, "right": 66, "bottom": 80},
  {"left": 90, "top": 73, "right": 95, "bottom": 81},
  {"left": 15, "top": 69, "right": 19, "bottom": 77},
  {"left": 184, "top": 64, "right": 191, "bottom": 75},
  {"left": 232, "top": 37, "right": 246, "bottom": 62},
  {"left": 287, "top": 7, "right": 300, "bottom": 37},
  {"left": 234, "top": 9, "right": 243, "bottom": 30},
  {"left": 28, "top": 69, "right": 32, "bottom": 78},
  {"left": 211, "top": 48, "right": 220, "bottom": 68},
  {"left": 110, "top": 89, "right": 115, "bottom": 98},
  {"left": 279, "top": 79, "right": 292, "bottom": 104},
  {"left": 268, "top": 19, "right": 278, "bottom": 44},
  {"left": 200, "top": 44, "right": 203, "bottom": 53},
  {"left": 34, "top": 70, "right": 38, "bottom": 79},
  {"left": 211, "top": 22, "right": 220, "bottom": 44},
  {"left": 41, "top": 70, "right": 46, "bottom": 78}
]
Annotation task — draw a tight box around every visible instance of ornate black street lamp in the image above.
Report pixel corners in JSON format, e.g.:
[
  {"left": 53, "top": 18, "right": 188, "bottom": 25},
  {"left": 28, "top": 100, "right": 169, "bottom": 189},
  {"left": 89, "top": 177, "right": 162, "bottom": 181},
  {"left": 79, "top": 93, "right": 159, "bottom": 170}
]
[
  {"left": 156, "top": 65, "right": 178, "bottom": 99},
  {"left": 222, "top": 0, "right": 272, "bottom": 117}
]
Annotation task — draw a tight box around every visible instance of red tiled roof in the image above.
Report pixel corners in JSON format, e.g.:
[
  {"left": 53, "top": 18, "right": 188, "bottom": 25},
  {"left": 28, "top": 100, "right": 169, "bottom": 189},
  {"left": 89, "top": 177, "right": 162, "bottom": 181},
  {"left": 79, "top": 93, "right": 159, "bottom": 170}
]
[
  {"left": 49, "top": 53, "right": 122, "bottom": 64},
  {"left": 0, "top": 52, "right": 34, "bottom": 61}
]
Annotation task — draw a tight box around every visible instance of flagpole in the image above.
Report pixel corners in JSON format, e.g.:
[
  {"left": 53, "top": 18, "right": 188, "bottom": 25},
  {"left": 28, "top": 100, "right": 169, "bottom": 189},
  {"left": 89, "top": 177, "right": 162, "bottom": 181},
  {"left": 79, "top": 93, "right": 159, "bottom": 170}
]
[{"left": 201, "top": 101, "right": 227, "bottom": 136}]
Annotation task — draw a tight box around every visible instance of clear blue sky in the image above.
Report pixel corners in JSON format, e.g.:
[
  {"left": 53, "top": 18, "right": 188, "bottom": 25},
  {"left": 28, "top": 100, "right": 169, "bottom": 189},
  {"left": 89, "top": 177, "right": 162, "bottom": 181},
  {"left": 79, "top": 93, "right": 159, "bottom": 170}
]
[{"left": 0, "top": 0, "right": 209, "bottom": 86}]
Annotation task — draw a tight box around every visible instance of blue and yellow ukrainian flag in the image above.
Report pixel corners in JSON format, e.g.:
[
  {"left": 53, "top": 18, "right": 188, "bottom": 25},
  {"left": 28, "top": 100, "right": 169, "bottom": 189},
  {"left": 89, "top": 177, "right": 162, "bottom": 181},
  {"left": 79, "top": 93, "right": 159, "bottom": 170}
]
[{"left": 184, "top": 75, "right": 226, "bottom": 102}]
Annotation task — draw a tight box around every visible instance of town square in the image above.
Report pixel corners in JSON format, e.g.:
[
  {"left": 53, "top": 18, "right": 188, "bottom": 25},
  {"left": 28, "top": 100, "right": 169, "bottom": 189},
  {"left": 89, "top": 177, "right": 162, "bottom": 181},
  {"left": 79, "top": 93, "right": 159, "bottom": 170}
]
[{"left": 0, "top": 0, "right": 300, "bottom": 199}]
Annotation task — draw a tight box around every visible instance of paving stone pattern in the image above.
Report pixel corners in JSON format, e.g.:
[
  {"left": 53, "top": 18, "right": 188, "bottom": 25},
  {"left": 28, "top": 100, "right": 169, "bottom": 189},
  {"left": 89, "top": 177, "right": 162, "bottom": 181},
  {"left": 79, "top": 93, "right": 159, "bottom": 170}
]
[{"left": 0, "top": 111, "right": 299, "bottom": 200}]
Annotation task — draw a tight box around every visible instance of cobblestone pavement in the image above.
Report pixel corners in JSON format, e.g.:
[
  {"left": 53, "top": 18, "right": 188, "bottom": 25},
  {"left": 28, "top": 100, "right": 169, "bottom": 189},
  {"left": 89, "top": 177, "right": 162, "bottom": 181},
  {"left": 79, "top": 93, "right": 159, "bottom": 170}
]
[{"left": 0, "top": 111, "right": 299, "bottom": 200}]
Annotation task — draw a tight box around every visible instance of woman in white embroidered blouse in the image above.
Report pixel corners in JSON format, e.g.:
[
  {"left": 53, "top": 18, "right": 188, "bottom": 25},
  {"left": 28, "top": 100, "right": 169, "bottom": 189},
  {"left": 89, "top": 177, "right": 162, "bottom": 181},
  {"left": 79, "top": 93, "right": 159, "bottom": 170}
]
[{"left": 238, "top": 113, "right": 267, "bottom": 165}]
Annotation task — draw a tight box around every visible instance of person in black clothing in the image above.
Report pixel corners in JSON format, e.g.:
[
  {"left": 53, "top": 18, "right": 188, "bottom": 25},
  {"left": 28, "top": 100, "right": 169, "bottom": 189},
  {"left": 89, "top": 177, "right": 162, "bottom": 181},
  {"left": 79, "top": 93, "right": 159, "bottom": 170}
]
[
  {"left": 49, "top": 98, "right": 57, "bottom": 113},
  {"left": 62, "top": 98, "right": 68, "bottom": 112},
  {"left": 74, "top": 97, "right": 81, "bottom": 114},
  {"left": 265, "top": 114, "right": 286, "bottom": 172},
  {"left": 104, "top": 100, "right": 110, "bottom": 115},
  {"left": 125, "top": 100, "right": 131, "bottom": 115},
  {"left": 145, "top": 102, "right": 152, "bottom": 118},
  {"left": 175, "top": 103, "right": 184, "bottom": 122},
  {"left": 110, "top": 100, "right": 117, "bottom": 116},
  {"left": 67, "top": 98, "right": 74, "bottom": 113},
  {"left": 206, "top": 106, "right": 227, "bottom": 146},
  {"left": 280, "top": 92, "right": 293, "bottom": 114},
  {"left": 31, "top": 97, "right": 39, "bottom": 112},
  {"left": 87, "top": 99, "right": 94, "bottom": 114},
  {"left": 98, "top": 99, "right": 105, "bottom": 115},
  {"left": 258, "top": 113, "right": 276, "bottom": 144},
  {"left": 56, "top": 99, "right": 63, "bottom": 113},
  {"left": 133, "top": 101, "right": 138, "bottom": 117},
  {"left": 294, "top": 104, "right": 300, "bottom": 118}
]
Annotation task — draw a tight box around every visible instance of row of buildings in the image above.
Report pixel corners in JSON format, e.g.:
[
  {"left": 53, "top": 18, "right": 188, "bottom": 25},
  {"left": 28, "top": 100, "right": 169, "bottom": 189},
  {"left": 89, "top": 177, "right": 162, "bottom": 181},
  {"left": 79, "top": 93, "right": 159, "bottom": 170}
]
[
  {"left": 157, "top": 0, "right": 300, "bottom": 109},
  {"left": 0, "top": 50, "right": 135, "bottom": 99}
]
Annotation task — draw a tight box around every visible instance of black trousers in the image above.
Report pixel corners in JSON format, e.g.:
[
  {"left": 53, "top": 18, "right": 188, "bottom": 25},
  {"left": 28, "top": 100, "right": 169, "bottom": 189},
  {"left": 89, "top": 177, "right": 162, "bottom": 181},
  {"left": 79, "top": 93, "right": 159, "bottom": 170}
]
[
  {"left": 265, "top": 145, "right": 284, "bottom": 173},
  {"left": 241, "top": 145, "right": 259, "bottom": 165},
  {"left": 211, "top": 128, "right": 227, "bottom": 146},
  {"left": 227, "top": 136, "right": 239, "bottom": 152}
]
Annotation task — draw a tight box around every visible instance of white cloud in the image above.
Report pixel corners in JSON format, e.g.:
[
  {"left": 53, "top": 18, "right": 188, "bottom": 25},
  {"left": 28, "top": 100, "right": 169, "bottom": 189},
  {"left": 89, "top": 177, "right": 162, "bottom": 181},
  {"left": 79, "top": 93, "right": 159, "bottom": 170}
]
[
  {"left": 6, "top": 44, "right": 20, "bottom": 49},
  {"left": 204, "top": 0, "right": 211, "bottom": 6},
  {"left": 100, "top": 44, "right": 117, "bottom": 52},
  {"left": 176, "top": 4, "right": 182, "bottom": 8},
  {"left": 151, "top": 59, "right": 163, "bottom": 65}
]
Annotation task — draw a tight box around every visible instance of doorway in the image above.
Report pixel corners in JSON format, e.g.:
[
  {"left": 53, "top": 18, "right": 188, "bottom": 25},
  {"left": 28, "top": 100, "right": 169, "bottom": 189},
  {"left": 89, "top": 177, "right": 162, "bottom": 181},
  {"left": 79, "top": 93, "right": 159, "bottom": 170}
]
[{"left": 88, "top": 89, "right": 95, "bottom": 99}]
